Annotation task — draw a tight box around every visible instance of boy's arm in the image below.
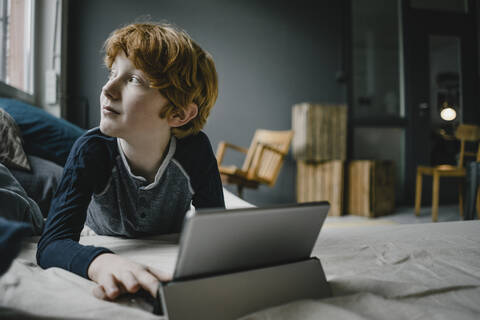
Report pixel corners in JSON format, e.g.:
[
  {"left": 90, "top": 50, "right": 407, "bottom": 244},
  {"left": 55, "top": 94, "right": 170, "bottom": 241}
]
[
  {"left": 192, "top": 160, "right": 225, "bottom": 209},
  {"left": 36, "top": 135, "right": 113, "bottom": 279},
  {"left": 189, "top": 133, "right": 225, "bottom": 209},
  {"left": 37, "top": 135, "right": 172, "bottom": 300}
]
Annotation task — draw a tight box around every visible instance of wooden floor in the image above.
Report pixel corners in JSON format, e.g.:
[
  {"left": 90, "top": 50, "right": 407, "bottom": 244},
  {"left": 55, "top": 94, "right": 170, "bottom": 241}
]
[{"left": 325, "top": 205, "right": 467, "bottom": 227}]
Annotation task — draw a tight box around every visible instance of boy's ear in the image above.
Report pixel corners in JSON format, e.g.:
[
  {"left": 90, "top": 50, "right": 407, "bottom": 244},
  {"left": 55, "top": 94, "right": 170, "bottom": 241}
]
[{"left": 167, "top": 103, "right": 198, "bottom": 128}]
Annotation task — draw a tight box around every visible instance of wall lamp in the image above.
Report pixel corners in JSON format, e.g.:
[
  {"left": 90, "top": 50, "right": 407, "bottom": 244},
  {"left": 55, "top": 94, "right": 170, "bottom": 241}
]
[{"left": 439, "top": 101, "right": 457, "bottom": 121}]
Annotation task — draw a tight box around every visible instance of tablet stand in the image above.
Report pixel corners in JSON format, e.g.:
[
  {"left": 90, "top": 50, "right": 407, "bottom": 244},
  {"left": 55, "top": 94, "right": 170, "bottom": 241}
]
[{"left": 156, "top": 258, "right": 331, "bottom": 320}]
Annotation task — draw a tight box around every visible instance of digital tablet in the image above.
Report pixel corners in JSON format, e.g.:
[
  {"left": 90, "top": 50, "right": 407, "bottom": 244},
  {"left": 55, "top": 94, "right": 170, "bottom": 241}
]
[{"left": 173, "top": 202, "right": 329, "bottom": 280}]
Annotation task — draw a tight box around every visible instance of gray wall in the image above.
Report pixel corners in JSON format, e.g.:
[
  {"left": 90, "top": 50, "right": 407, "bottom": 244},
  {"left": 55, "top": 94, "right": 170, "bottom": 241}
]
[{"left": 67, "top": 0, "right": 346, "bottom": 206}]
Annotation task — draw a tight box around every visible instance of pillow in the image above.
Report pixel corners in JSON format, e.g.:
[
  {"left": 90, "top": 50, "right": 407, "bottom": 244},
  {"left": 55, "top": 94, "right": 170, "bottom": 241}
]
[
  {"left": 0, "top": 163, "right": 44, "bottom": 236},
  {"left": 223, "top": 187, "right": 255, "bottom": 209},
  {"left": 9, "top": 155, "right": 63, "bottom": 218},
  {"left": 0, "top": 98, "right": 86, "bottom": 166},
  {"left": 0, "top": 217, "right": 31, "bottom": 275},
  {"left": 0, "top": 108, "right": 31, "bottom": 171}
]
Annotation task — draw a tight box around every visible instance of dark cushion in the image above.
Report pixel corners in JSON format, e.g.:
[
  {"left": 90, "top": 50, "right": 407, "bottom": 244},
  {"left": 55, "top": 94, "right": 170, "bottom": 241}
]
[
  {"left": 0, "top": 217, "right": 31, "bottom": 275},
  {"left": 0, "top": 98, "right": 86, "bottom": 166},
  {"left": 0, "top": 108, "right": 31, "bottom": 171},
  {"left": 0, "top": 163, "right": 43, "bottom": 236},
  {"left": 9, "top": 155, "right": 63, "bottom": 218}
]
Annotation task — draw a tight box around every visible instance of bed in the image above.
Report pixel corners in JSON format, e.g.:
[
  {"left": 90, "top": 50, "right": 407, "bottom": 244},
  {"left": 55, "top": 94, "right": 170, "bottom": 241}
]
[
  {"left": 1, "top": 198, "right": 479, "bottom": 319},
  {"left": 1, "top": 99, "right": 480, "bottom": 319}
]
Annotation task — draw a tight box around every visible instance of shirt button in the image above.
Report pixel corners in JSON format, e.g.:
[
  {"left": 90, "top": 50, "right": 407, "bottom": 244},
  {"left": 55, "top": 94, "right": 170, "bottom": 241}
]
[{"left": 140, "top": 212, "right": 146, "bottom": 218}]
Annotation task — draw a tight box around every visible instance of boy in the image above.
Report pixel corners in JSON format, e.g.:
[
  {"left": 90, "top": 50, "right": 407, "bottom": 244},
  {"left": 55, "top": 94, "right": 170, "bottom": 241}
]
[{"left": 36, "top": 23, "right": 225, "bottom": 301}]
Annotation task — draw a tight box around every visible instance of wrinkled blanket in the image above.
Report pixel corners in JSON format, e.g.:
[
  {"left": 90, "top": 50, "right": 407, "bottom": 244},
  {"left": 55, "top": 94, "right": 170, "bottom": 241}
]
[
  {"left": 242, "top": 220, "right": 480, "bottom": 320},
  {"left": 1, "top": 219, "right": 479, "bottom": 319}
]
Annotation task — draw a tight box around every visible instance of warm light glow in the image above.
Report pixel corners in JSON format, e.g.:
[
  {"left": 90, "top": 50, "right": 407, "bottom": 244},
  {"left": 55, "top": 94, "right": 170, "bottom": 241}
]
[{"left": 440, "top": 107, "right": 457, "bottom": 121}]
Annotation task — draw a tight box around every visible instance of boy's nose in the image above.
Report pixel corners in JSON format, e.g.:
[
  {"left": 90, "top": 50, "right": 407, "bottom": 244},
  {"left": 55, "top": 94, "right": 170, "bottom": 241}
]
[{"left": 102, "top": 80, "right": 120, "bottom": 101}]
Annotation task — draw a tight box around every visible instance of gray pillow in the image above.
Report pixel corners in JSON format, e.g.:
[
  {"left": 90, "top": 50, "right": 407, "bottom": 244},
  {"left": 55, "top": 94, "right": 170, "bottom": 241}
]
[
  {"left": 0, "top": 108, "right": 31, "bottom": 171},
  {"left": 9, "top": 155, "right": 63, "bottom": 218},
  {"left": 0, "top": 163, "right": 43, "bottom": 235}
]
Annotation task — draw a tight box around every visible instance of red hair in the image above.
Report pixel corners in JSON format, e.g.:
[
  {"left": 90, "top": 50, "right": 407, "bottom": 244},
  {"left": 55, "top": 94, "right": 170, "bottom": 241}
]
[{"left": 104, "top": 23, "right": 218, "bottom": 138}]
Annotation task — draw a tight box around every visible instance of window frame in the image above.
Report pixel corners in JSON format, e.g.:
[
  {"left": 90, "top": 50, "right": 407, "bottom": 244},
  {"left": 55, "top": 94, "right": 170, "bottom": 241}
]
[{"left": 0, "top": 0, "right": 35, "bottom": 104}]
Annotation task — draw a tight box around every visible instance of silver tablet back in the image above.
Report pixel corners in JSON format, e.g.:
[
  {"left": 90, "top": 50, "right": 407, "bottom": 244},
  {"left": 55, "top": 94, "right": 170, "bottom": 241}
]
[{"left": 173, "top": 202, "right": 329, "bottom": 280}]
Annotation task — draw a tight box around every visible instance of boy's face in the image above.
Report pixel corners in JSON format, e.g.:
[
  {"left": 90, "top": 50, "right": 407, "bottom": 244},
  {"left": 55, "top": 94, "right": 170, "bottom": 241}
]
[{"left": 99, "top": 52, "right": 170, "bottom": 141}]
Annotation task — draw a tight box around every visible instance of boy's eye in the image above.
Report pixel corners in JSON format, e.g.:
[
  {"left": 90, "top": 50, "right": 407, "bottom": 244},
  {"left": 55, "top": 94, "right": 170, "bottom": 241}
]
[
  {"left": 128, "top": 76, "right": 141, "bottom": 84},
  {"left": 108, "top": 70, "right": 116, "bottom": 79}
]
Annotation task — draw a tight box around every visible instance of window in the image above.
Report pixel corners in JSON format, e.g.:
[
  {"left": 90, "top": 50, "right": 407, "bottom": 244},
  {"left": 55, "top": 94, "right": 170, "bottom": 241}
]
[
  {"left": 0, "top": 0, "right": 34, "bottom": 96},
  {"left": 351, "top": 0, "right": 403, "bottom": 119},
  {"left": 429, "top": 36, "right": 462, "bottom": 126},
  {"left": 350, "top": 0, "right": 406, "bottom": 202}
]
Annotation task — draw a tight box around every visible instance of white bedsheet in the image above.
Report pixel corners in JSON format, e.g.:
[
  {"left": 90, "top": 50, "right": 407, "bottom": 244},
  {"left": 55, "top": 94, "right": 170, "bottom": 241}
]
[
  {"left": 1, "top": 198, "right": 479, "bottom": 319},
  {"left": 242, "top": 220, "right": 480, "bottom": 320}
]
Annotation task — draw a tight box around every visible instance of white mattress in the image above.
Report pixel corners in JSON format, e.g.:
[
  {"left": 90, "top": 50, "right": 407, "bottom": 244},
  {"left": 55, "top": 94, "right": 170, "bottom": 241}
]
[
  {"left": 243, "top": 220, "right": 480, "bottom": 320},
  {"left": 1, "top": 196, "right": 479, "bottom": 319}
]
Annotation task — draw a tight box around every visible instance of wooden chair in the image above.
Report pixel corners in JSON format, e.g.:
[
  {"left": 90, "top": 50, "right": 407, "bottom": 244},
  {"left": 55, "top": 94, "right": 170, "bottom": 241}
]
[
  {"left": 216, "top": 129, "right": 294, "bottom": 198},
  {"left": 414, "top": 124, "right": 480, "bottom": 222}
]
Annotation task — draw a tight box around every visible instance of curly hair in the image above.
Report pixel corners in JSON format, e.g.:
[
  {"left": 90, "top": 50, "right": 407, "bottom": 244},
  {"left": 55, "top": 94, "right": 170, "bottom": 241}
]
[{"left": 103, "top": 23, "right": 218, "bottom": 138}]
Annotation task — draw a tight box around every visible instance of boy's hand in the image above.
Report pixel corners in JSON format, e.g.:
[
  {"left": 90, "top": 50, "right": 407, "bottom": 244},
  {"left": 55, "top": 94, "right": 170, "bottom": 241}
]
[{"left": 88, "top": 253, "right": 172, "bottom": 300}]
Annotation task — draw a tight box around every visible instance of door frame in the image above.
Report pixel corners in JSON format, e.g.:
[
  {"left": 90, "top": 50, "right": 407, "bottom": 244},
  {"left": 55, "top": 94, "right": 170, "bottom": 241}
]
[{"left": 402, "top": 0, "right": 479, "bottom": 203}]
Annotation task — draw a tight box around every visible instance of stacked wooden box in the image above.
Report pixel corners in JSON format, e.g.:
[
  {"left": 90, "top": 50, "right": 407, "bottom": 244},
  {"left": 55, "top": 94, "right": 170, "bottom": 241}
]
[
  {"left": 348, "top": 160, "right": 395, "bottom": 217},
  {"left": 292, "top": 103, "right": 347, "bottom": 162},
  {"left": 296, "top": 160, "right": 344, "bottom": 216},
  {"left": 292, "top": 103, "right": 347, "bottom": 216}
]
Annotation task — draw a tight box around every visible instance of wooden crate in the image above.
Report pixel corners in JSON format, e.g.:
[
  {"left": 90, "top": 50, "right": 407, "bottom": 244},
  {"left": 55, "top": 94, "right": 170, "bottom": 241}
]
[
  {"left": 297, "top": 160, "right": 344, "bottom": 216},
  {"left": 292, "top": 103, "right": 347, "bottom": 162},
  {"left": 348, "top": 160, "right": 395, "bottom": 217}
]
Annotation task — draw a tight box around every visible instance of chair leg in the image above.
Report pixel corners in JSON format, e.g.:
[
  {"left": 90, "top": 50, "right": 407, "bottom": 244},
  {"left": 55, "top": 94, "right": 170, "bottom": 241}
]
[
  {"left": 458, "top": 182, "right": 464, "bottom": 219},
  {"left": 415, "top": 170, "right": 423, "bottom": 216},
  {"left": 465, "top": 161, "right": 479, "bottom": 220},
  {"left": 236, "top": 185, "right": 244, "bottom": 199},
  {"left": 432, "top": 172, "right": 440, "bottom": 222},
  {"left": 476, "top": 163, "right": 480, "bottom": 220},
  {"left": 477, "top": 190, "right": 480, "bottom": 220}
]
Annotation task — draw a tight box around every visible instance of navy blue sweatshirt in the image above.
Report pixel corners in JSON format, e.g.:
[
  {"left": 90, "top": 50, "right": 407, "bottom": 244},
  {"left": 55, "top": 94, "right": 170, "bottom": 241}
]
[{"left": 37, "top": 128, "right": 224, "bottom": 279}]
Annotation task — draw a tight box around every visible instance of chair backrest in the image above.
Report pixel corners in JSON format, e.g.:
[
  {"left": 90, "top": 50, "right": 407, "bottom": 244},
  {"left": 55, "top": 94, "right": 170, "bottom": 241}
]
[
  {"left": 241, "top": 130, "right": 294, "bottom": 187},
  {"left": 455, "top": 124, "right": 480, "bottom": 167}
]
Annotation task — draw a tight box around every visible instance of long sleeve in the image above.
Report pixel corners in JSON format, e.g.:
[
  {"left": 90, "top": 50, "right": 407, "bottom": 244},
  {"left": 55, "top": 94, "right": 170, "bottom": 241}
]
[
  {"left": 176, "top": 131, "right": 225, "bottom": 210},
  {"left": 191, "top": 154, "right": 225, "bottom": 209},
  {"left": 36, "top": 132, "right": 114, "bottom": 279}
]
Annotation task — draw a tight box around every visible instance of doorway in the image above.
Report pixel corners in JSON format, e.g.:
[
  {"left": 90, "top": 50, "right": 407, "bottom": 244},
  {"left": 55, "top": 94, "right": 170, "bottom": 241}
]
[
  {"left": 349, "top": 0, "right": 479, "bottom": 205},
  {"left": 403, "top": 0, "right": 479, "bottom": 204}
]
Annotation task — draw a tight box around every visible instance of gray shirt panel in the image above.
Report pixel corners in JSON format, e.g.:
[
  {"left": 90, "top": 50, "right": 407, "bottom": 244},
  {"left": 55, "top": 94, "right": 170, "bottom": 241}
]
[{"left": 86, "top": 136, "right": 193, "bottom": 237}]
